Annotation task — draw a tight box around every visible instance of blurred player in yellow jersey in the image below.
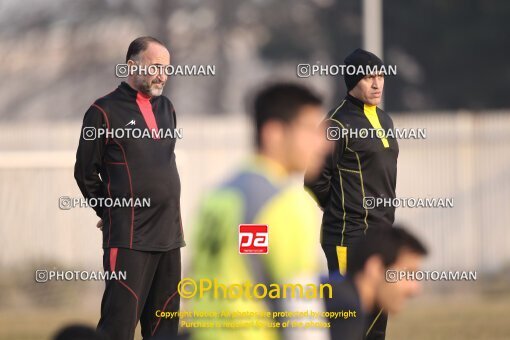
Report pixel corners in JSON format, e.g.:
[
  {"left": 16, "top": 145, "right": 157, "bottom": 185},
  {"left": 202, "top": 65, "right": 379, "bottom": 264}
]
[{"left": 188, "top": 83, "right": 331, "bottom": 340}]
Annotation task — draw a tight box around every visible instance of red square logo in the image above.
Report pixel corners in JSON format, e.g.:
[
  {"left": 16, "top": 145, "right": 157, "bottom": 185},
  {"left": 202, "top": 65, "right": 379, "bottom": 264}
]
[{"left": 239, "top": 224, "right": 268, "bottom": 254}]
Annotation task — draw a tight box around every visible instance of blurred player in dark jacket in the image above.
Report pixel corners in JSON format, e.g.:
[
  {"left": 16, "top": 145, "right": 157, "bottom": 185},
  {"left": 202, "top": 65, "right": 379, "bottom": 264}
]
[{"left": 324, "top": 226, "right": 427, "bottom": 340}]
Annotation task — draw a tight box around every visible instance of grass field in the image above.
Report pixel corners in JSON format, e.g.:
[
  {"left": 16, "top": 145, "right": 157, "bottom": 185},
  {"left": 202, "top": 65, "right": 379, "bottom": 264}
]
[
  {"left": 387, "top": 294, "right": 510, "bottom": 340},
  {"left": 2, "top": 294, "right": 510, "bottom": 339},
  {"left": 1, "top": 270, "right": 509, "bottom": 339}
]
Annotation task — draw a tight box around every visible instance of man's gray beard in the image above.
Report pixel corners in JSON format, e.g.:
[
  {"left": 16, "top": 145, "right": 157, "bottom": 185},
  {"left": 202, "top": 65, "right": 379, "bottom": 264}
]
[
  {"left": 150, "top": 86, "right": 163, "bottom": 96},
  {"left": 135, "top": 78, "right": 163, "bottom": 97},
  {"left": 143, "top": 82, "right": 164, "bottom": 97}
]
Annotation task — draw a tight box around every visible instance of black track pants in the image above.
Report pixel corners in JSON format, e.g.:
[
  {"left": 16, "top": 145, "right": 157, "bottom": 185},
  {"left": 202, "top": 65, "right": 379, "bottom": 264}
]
[{"left": 97, "top": 247, "right": 181, "bottom": 340}]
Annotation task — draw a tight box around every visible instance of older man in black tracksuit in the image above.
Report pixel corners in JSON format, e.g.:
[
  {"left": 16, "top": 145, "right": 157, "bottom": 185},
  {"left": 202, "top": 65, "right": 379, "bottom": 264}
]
[
  {"left": 305, "top": 48, "right": 398, "bottom": 340},
  {"left": 75, "top": 36, "right": 184, "bottom": 340}
]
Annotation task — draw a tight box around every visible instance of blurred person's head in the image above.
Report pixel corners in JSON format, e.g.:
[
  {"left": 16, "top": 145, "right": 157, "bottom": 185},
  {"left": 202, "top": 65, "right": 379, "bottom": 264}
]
[
  {"left": 251, "top": 83, "right": 327, "bottom": 175},
  {"left": 53, "top": 324, "right": 108, "bottom": 340},
  {"left": 347, "top": 226, "right": 427, "bottom": 314},
  {"left": 344, "top": 48, "right": 384, "bottom": 106},
  {"left": 125, "top": 36, "right": 170, "bottom": 97}
]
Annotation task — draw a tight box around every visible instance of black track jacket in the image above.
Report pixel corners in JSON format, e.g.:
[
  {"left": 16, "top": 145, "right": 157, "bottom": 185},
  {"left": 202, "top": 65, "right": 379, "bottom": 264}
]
[
  {"left": 75, "top": 82, "right": 185, "bottom": 251},
  {"left": 305, "top": 94, "right": 398, "bottom": 246}
]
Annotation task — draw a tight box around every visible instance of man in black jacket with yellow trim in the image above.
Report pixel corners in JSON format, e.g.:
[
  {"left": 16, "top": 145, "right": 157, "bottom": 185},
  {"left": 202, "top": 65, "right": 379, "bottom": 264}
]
[{"left": 305, "top": 48, "right": 398, "bottom": 340}]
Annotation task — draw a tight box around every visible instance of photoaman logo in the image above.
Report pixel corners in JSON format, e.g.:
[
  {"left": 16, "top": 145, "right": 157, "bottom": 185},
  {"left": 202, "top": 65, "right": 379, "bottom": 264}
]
[{"left": 239, "top": 224, "right": 268, "bottom": 254}]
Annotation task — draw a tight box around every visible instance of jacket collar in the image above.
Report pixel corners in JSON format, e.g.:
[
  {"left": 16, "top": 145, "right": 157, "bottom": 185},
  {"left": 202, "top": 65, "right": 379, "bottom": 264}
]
[
  {"left": 118, "top": 81, "right": 153, "bottom": 102},
  {"left": 345, "top": 93, "right": 365, "bottom": 110}
]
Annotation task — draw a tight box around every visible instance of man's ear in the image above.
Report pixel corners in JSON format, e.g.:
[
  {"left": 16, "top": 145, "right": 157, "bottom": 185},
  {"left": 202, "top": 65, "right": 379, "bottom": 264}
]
[
  {"left": 364, "top": 255, "right": 385, "bottom": 282},
  {"left": 260, "top": 120, "right": 285, "bottom": 150}
]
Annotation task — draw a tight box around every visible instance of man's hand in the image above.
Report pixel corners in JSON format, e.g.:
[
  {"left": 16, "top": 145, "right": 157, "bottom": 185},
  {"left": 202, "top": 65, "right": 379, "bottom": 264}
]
[{"left": 96, "top": 219, "right": 104, "bottom": 231}]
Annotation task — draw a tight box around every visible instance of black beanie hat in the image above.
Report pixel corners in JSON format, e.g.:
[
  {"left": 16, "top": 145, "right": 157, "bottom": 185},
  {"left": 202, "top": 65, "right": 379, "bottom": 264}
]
[{"left": 344, "top": 48, "right": 384, "bottom": 91}]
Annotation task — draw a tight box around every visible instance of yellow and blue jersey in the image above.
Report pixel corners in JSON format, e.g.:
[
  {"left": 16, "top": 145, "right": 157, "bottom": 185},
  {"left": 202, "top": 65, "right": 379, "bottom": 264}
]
[{"left": 189, "top": 156, "right": 322, "bottom": 340}]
